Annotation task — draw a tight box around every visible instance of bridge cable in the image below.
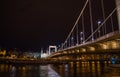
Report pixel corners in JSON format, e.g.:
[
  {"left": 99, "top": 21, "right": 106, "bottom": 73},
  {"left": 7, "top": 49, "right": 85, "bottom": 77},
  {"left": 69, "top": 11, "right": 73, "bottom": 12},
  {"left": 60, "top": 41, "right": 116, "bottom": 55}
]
[
  {"left": 110, "top": 15, "right": 114, "bottom": 32},
  {"left": 89, "top": 0, "right": 94, "bottom": 41},
  {"left": 84, "top": 7, "right": 117, "bottom": 42},
  {"left": 81, "top": 14, "right": 85, "bottom": 44},
  {"left": 101, "top": 0, "right": 106, "bottom": 35},
  {"left": 61, "top": 0, "right": 89, "bottom": 49},
  {"left": 76, "top": 23, "right": 79, "bottom": 45}
]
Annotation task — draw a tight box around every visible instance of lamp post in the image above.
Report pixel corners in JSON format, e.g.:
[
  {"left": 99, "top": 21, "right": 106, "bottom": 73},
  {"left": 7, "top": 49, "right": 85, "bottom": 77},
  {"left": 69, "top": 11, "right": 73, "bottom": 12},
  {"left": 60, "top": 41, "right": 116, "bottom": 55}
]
[
  {"left": 80, "top": 32, "right": 83, "bottom": 44},
  {"left": 71, "top": 37, "right": 74, "bottom": 46},
  {"left": 98, "top": 21, "right": 101, "bottom": 37}
]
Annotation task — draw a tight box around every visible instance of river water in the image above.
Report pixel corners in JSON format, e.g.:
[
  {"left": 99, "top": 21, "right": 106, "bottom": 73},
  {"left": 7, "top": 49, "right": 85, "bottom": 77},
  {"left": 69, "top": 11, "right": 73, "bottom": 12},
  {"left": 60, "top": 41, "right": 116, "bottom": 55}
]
[{"left": 0, "top": 61, "right": 119, "bottom": 77}]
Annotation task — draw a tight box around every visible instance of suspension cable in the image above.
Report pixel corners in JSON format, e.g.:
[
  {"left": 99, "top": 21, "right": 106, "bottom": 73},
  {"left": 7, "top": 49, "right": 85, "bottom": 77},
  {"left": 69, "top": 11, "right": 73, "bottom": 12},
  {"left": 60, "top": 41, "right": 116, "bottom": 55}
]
[
  {"left": 89, "top": 0, "right": 94, "bottom": 41},
  {"left": 110, "top": 16, "right": 114, "bottom": 32},
  {"left": 84, "top": 7, "right": 117, "bottom": 42},
  {"left": 101, "top": 0, "right": 106, "bottom": 34},
  {"left": 82, "top": 14, "right": 85, "bottom": 43},
  {"left": 61, "top": 0, "right": 89, "bottom": 48},
  {"left": 76, "top": 23, "right": 79, "bottom": 45}
]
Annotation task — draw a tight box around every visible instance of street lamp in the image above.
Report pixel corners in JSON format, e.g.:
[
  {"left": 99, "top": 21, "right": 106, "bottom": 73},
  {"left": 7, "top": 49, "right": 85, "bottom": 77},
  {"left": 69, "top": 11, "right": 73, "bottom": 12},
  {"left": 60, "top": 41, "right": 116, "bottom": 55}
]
[
  {"left": 97, "top": 20, "right": 102, "bottom": 37},
  {"left": 80, "top": 32, "right": 83, "bottom": 44},
  {"left": 71, "top": 37, "right": 74, "bottom": 46}
]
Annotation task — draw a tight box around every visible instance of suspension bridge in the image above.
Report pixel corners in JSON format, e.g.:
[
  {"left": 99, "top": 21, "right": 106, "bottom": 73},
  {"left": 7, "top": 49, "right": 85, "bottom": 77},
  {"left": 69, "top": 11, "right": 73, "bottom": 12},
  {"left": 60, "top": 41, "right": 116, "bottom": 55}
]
[
  {"left": 46, "top": 0, "right": 120, "bottom": 64},
  {"left": 1, "top": 0, "right": 120, "bottom": 65}
]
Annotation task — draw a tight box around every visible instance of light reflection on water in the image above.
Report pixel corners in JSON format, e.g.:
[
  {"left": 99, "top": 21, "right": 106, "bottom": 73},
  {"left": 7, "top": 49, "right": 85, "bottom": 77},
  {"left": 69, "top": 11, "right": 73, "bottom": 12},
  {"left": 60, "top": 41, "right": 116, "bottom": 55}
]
[
  {"left": 0, "top": 64, "right": 61, "bottom": 77},
  {"left": 0, "top": 61, "right": 120, "bottom": 77},
  {"left": 51, "top": 61, "right": 120, "bottom": 77}
]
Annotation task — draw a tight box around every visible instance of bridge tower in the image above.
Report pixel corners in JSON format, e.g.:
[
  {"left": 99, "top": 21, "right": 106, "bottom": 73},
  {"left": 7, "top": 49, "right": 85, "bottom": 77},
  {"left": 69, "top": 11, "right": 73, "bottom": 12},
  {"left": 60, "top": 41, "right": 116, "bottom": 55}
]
[
  {"left": 116, "top": 0, "right": 120, "bottom": 31},
  {"left": 48, "top": 46, "right": 57, "bottom": 55}
]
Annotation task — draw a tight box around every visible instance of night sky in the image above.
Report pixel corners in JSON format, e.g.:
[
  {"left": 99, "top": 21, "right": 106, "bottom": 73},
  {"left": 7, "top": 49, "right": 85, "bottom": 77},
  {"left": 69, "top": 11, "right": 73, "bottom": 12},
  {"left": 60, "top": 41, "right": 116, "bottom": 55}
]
[{"left": 1, "top": 0, "right": 117, "bottom": 50}]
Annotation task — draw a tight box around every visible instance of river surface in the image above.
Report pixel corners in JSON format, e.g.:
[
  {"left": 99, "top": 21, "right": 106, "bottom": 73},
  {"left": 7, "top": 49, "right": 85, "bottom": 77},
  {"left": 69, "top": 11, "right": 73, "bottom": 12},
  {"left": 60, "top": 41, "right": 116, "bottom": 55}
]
[{"left": 0, "top": 61, "right": 119, "bottom": 77}]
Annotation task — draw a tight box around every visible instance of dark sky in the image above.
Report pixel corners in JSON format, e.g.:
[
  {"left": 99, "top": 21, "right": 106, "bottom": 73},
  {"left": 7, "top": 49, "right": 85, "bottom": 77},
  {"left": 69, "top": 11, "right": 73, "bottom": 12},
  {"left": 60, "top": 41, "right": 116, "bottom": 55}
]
[
  {"left": 1, "top": 0, "right": 85, "bottom": 49},
  {"left": 1, "top": 0, "right": 117, "bottom": 49}
]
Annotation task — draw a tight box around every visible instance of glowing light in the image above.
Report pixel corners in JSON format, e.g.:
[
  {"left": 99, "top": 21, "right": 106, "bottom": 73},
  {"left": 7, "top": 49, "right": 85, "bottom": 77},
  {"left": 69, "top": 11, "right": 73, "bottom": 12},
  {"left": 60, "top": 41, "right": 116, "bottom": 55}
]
[
  {"left": 80, "top": 32, "right": 83, "bottom": 34},
  {"left": 111, "top": 41, "right": 118, "bottom": 49},
  {"left": 41, "top": 53, "right": 48, "bottom": 58},
  {"left": 88, "top": 46, "right": 95, "bottom": 51},
  {"left": 63, "top": 51, "right": 67, "bottom": 54},
  {"left": 72, "top": 50, "right": 75, "bottom": 53},
  {"left": 76, "top": 50, "right": 79, "bottom": 53},
  {"left": 98, "top": 21, "right": 102, "bottom": 25},
  {"left": 0, "top": 50, "right": 6, "bottom": 56},
  {"left": 99, "top": 43, "right": 108, "bottom": 49},
  {"left": 81, "top": 48, "right": 86, "bottom": 52},
  {"left": 22, "top": 67, "right": 26, "bottom": 71},
  {"left": 111, "top": 57, "right": 116, "bottom": 64}
]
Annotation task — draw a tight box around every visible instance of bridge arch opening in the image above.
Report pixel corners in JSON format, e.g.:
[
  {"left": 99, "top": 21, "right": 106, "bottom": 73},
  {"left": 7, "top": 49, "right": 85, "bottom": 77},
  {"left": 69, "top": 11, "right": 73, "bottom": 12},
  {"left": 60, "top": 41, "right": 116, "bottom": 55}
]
[{"left": 48, "top": 46, "right": 57, "bottom": 55}]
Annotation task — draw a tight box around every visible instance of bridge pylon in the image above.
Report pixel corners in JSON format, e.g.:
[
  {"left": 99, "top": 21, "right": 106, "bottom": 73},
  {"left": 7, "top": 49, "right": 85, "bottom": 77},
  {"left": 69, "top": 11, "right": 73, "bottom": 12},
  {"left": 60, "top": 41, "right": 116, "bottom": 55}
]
[
  {"left": 48, "top": 45, "right": 57, "bottom": 55},
  {"left": 116, "top": 0, "right": 120, "bottom": 31}
]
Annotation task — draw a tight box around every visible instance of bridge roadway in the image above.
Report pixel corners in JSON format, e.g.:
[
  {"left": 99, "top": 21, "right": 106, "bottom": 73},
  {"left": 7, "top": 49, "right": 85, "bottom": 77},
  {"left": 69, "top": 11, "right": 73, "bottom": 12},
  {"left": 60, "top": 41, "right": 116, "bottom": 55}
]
[{"left": 48, "top": 31, "right": 120, "bottom": 63}]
